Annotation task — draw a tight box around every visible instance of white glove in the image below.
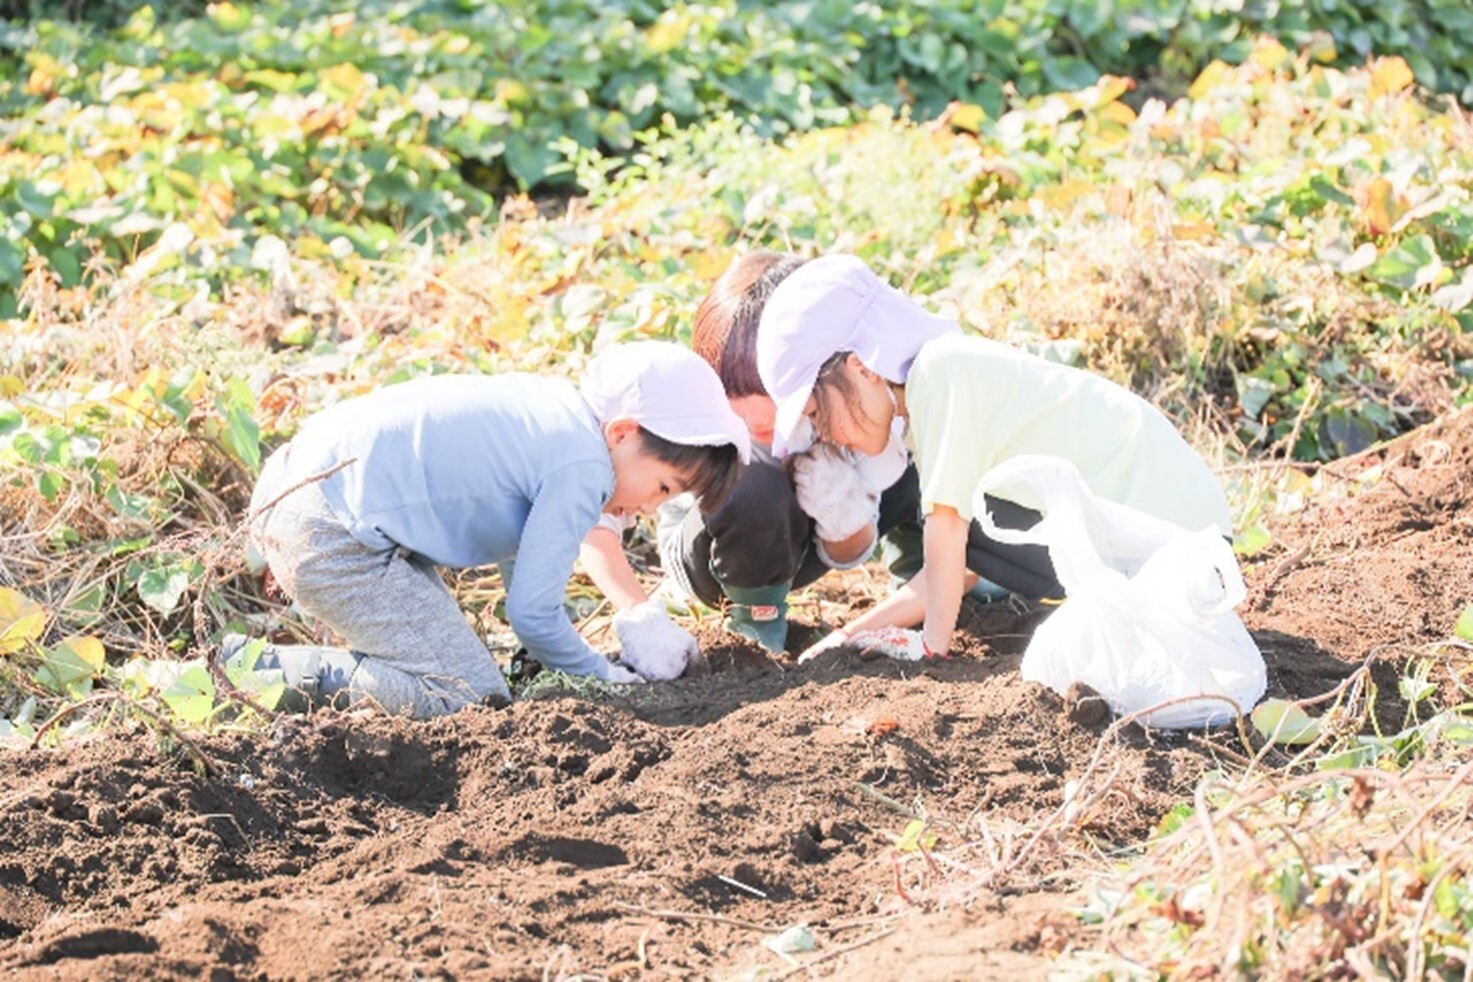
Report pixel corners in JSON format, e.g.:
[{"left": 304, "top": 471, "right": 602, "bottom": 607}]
[
  {"left": 797, "top": 629, "right": 849, "bottom": 664},
  {"left": 592, "top": 658, "right": 646, "bottom": 685},
  {"left": 612, "top": 601, "right": 699, "bottom": 681},
  {"left": 848, "top": 627, "right": 929, "bottom": 661},
  {"left": 791, "top": 442, "right": 879, "bottom": 542},
  {"left": 798, "top": 626, "right": 930, "bottom": 664}
]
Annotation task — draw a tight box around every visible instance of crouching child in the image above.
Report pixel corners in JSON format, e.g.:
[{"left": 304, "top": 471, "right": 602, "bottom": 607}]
[{"left": 228, "top": 342, "right": 749, "bottom": 718}]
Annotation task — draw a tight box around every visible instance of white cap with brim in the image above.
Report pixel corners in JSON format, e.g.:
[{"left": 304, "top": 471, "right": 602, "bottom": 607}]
[
  {"left": 755, "top": 254, "right": 959, "bottom": 458},
  {"left": 580, "top": 341, "right": 752, "bottom": 464}
]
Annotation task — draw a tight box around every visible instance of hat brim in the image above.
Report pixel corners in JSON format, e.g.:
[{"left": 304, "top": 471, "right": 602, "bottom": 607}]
[
  {"left": 770, "top": 377, "right": 817, "bottom": 459},
  {"left": 643, "top": 415, "right": 753, "bottom": 464}
]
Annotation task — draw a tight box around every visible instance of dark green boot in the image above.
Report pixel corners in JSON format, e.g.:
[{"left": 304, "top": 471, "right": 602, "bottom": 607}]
[
  {"left": 880, "top": 523, "right": 924, "bottom": 591},
  {"left": 722, "top": 584, "right": 791, "bottom": 654}
]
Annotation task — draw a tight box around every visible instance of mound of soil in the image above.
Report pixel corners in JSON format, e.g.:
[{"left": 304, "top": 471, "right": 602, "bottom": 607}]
[{"left": 3, "top": 408, "right": 1470, "bottom": 980}]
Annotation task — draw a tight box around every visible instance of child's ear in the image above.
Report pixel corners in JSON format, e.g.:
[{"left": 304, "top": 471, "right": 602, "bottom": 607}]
[
  {"left": 603, "top": 416, "right": 641, "bottom": 446},
  {"left": 848, "top": 353, "right": 880, "bottom": 382}
]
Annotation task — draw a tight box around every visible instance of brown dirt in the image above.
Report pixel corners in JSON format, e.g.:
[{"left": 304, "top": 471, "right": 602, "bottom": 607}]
[{"left": 3, "top": 407, "right": 1471, "bottom": 980}]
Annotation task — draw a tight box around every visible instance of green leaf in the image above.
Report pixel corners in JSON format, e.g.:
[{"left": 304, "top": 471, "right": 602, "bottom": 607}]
[
  {"left": 1455, "top": 603, "right": 1473, "bottom": 641},
  {"left": 33, "top": 635, "right": 105, "bottom": 698},
  {"left": 215, "top": 377, "right": 261, "bottom": 473},
  {"left": 1234, "top": 525, "right": 1272, "bottom": 558},
  {"left": 1320, "top": 409, "right": 1377, "bottom": 457},
  {"left": 1251, "top": 698, "right": 1322, "bottom": 745},
  {"left": 14, "top": 181, "right": 55, "bottom": 221},
  {"left": 161, "top": 665, "right": 216, "bottom": 724},
  {"left": 63, "top": 583, "right": 108, "bottom": 627},
  {"left": 1153, "top": 803, "right": 1194, "bottom": 838},
  {"left": 47, "top": 247, "right": 82, "bottom": 289},
  {"left": 1366, "top": 234, "right": 1438, "bottom": 290},
  {"left": 136, "top": 563, "right": 194, "bottom": 615},
  {"left": 221, "top": 636, "right": 284, "bottom": 709},
  {"left": 0, "top": 239, "right": 25, "bottom": 285}
]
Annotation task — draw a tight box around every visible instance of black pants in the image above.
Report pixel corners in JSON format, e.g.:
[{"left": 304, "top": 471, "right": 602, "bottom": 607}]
[
  {"left": 663, "top": 461, "right": 925, "bottom": 608},
  {"left": 964, "top": 495, "right": 1064, "bottom": 601},
  {"left": 662, "top": 463, "right": 1064, "bottom": 606}
]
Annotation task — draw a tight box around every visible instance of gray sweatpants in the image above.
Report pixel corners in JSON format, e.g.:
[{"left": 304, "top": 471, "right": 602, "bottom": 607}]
[{"left": 248, "top": 446, "right": 511, "bottom": 718}]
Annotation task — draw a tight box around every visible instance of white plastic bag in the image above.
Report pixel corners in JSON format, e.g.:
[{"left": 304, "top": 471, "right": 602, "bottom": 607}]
[{"left": 974, "top": 455, "right": 1266, "bottom": 729}]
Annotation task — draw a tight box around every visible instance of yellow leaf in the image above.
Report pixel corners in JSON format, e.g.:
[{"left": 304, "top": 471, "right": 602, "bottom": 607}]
[
  {"left": 1250, "top": 38, "right": 1292, "bottom": 71},
  {"left": 54, "top": 636, "right": 106, "bottom": 673},
  {"left": 646, "top": 11, "right": 691, "bottom": 54},
  {"left": 1172, "top": 223, "right": 1216, "bottom": 242},
  {"left": 1038, "top": 179, "right": 1094, "bottom": 210},
  {"left": 0, "top": 588, "right": 47, "bottom": 656},
  {"left": 1188, "top": 61, "right": 1233, "bottom": 102},
  {"left": 0, "top": 375, "right": 22, "bottom": 397},
  {"left": 1097, "top": 101, "right": 1137, "bottom": 126},
  {"left": 1306, "top": 36, "right": 1338, "bottom": 65},
  {"left": 319, "top": 63, "right": 366, "bottom": 102},
  {"left": 894, "top": 819, "right": 938, "bottom": 853},
  {"left": 496, "top": 79, "right": 532, "bottom": 107},
  {"left": 948, "top": 103, "right": 987, "bottom": 135},
  {"left": 1360, "top": 178, "right": 1404, "bottom": 237},
  {"left": 1093, "top": 75, "right": 1134, "bottom": 107},
  {"left": 24, "top": 55, "right": 63, "bottom": 97},
  {"left": 1369, "top": 57, "right": 1415, "bottom": 98}
]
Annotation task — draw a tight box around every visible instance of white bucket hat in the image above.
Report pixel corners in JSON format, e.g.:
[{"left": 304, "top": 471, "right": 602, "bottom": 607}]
[
  {"left": 580, "top": 341, "right": 752, "bottom": 463},
  {"left": 756, "top": 255, "right": 958, "bottom": 457}
]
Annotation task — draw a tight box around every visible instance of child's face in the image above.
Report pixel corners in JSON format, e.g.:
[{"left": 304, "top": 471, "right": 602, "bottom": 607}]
[
  {"left": 603, "top": 422, "right": 690, "bottom": 519},
  {"left": 728, "top": 394, "right": 777, "bottom": 446},
  {"left": 806, "top": 356, "right": 895, "bottom": 457}
]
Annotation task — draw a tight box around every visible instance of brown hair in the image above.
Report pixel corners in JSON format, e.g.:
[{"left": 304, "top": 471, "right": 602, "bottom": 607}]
[
  {"left": 691, "top": 250, "right": 807, "bottom": 398},
  {"left": 637, "top": 427, "right": 743, "bottom": 510},
  {"left": 810, "top": 350, "right": 883, "bottom": 438}
]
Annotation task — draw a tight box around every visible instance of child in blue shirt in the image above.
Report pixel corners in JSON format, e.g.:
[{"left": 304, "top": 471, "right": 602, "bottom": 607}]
[{"left": 231, "top": 342, "right": 749, "bottom": 717}]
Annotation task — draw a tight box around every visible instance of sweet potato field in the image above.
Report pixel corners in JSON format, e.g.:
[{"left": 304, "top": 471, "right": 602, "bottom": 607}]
[{"left": 3, "top": 8, "right": 1473, "bottom": 977}]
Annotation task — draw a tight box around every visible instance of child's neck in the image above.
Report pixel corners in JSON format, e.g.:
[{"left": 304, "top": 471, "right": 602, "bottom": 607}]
[{"left": 890, "top": 382, "right": 909, "bottom": 420}]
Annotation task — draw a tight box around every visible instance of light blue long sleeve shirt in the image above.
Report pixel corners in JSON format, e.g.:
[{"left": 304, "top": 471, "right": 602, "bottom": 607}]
[{"left": 279, "top": 373, "right": 613, "bottom": 676}]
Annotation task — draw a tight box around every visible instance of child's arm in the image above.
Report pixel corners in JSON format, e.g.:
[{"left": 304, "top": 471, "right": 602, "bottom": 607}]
[
  {"left": 579, "top": 522, "right": 700, "bottom": 682},
  {"left": 579, "top": 524, "right": 648, "bottom": 611},
  {"left": 814, "top": 506, "right": 971, "bottom": 646},
  {"left": 816, "top": 524, "right": 878, "bottom": 567},
  {"left": 920, "top": 504, "right": 968, "bottom": 656}
]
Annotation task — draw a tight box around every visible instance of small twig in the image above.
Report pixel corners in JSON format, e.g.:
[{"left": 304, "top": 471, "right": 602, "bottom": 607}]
[
  {"left": 717, "top": 873, "right": 769, "bottom": 899},
  {"left": 819, "top": 911, "right": 906, "bottom": 933},
  {"left": 1254, "top": 542, "right": 1311, "bottom": 604},
  {"left": 612, "top": 901, "right": 779, "bottom": 933},
  {"left": 1186, "top": 732, "right": 1256, "bottom": 768},
  {"left": 853, "top": 780, "right": 915, "bottom": 816}
]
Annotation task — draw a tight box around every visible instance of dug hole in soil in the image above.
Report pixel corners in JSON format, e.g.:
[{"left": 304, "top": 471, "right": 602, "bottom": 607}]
[{"left": 3, "top": 408, "right": 1470, "bottom": 980}]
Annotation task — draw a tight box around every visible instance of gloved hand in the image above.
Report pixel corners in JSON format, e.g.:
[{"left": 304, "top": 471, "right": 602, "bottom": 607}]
[
  {"left": 791, "top": 442, "right": 879, "bottom": 542},
  {"left": 797, "top": 629, "right": 849, "bottom": 664},
  {"left": 848, "top": 627, "right": 930, "bottom": 661},
  {"left": 798, "top": 626, "right": 934, "bottom": 663},
  {"left": 613, "top": 600, "right": 699, "bottom": 681},
  {"left": 592, "top": 657, "right": 646, "bottom": 685}
]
